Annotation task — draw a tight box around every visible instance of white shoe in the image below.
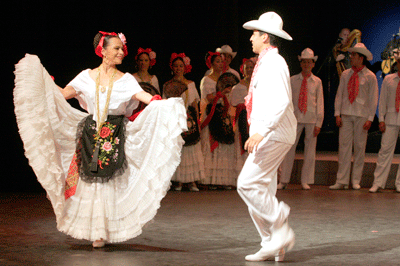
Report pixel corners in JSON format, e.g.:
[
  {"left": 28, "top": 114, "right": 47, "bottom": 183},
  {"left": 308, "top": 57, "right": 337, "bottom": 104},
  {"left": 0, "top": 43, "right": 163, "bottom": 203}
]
[
  {"left": 92, "top": 239, "right": 105, "bottom": 248},
  {"left": 352, "top": 184, "right": 361, "bottom": 190},
  {"left": 369, "top": 185, "right": 380, "bottom": 193},
  {"left": 396, "top": 187, "right": 400, "bottom": 193},
  {"left": 301, "top": 183, "right": 311, "bottom": 190},
  {"left": 329, "top": 183, "right": 348, "bottom": 190},
  {"left": 245, "top": 247, "right": 285, "bottom": 262},
  {"left": 277, "top": 183, "right": 287, "bottom": 190},
  {"left": 245, "top": 222, "right": 295, "bottom": 262},
  {"left": 189, "top": 183, "right": 199, "bottom": 192}
]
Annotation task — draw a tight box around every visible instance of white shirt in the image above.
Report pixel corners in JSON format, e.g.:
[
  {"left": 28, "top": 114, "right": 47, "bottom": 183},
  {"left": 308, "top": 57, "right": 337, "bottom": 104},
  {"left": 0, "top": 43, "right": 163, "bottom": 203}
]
[
  {"left": 291, "top": 73, "right": 324, "bottom": 128},
  {"left": 249, "top": 48, "right": 297, "bottom": 145},
  {"left": 68, "top": 70, "right": 143, "bottom": 122},
  {"left": 334, "top": 66, "right": 378, "bottom": 121},
  {"left": 378, "top": 72, "right": 400, "bottom": 126}
]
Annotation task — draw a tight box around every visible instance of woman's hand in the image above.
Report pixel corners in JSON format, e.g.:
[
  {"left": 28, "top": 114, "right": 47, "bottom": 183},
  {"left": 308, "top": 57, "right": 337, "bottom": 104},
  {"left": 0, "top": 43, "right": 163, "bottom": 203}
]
[{"left": 59, "top": 85, "right": 77, "bottom": 100}]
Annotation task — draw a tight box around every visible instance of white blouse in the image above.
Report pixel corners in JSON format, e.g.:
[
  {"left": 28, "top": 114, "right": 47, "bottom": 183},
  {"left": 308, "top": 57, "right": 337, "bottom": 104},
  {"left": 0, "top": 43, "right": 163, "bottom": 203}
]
[{"left": 67, "top": 69, "right": 143, "bottom": 122}]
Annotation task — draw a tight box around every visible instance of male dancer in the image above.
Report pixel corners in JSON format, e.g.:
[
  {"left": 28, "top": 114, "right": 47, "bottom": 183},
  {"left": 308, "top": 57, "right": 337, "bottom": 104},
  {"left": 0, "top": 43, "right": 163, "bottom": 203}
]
[
  {"left": 237, "top": 11, "right": 297, "bottom": 262},
  {"left": 370, "top": 49, "right": 400, "bottom": 193}
]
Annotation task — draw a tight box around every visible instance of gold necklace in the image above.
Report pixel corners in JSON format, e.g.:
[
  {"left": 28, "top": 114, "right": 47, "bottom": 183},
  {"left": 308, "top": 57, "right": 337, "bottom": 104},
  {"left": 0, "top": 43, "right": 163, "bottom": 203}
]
[{"left": 95, "top": 65, "right": 118, "bottom": 132}]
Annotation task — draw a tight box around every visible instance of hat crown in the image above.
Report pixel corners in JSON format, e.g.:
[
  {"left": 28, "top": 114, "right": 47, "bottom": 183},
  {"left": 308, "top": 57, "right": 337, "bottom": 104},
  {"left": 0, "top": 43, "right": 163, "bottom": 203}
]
[
  {"left": 219, "top": 45, "right": 233, "bottom": 53},
  {"left": 301, "top": 48, "right": 315, "bottom": 58},
  {"left": 259, "top": 12, "right": 283, "bottom": 30}
]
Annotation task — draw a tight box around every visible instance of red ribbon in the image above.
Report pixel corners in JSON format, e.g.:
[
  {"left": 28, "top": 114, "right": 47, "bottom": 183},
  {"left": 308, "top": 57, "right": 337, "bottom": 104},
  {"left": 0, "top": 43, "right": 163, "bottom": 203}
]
[
  {"left": 200, "top": 92, "right": 230, "bottom": 152},
  {"left": 95, "top": 31, "right": 128, "bottom": 58}
]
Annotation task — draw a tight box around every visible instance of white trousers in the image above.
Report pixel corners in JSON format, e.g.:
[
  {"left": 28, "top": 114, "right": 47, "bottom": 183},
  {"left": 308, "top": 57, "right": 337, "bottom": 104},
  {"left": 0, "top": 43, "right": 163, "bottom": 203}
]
[
  {"left": 237, "top": 139, "right": 292, "bottom": 247},
  {"left": 280, "top": 123, "right": 317, "bottom": 184},
  {"left": 373, "top": 125, "right": 400, "bottom": 189},
  {"left": 336, "top": 115, "right": 368, "bottom": 185}
]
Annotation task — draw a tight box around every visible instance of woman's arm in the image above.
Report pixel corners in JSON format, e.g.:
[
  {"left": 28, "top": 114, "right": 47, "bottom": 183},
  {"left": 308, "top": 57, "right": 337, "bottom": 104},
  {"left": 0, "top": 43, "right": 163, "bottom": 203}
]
[
  {"left": 58, "top": 85, "right": 77, "bottom": 100},
  {"left": 133, "top": 91, "right": 153, "bottom": 105}
]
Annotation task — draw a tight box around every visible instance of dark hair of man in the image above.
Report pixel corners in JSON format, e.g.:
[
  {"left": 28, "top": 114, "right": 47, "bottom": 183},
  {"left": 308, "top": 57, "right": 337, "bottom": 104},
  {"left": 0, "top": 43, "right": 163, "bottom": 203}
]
[{"left": 258, "top": 30, "right": 280, "bottom": 47}]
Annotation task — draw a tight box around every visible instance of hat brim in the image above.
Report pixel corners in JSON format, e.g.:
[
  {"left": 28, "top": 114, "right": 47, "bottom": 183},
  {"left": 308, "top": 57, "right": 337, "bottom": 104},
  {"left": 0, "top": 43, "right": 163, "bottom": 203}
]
[
  {"left": 347, "top": 47, "right": 373, "bottom": 61},
  {"left": 298, "top": 55, "right": 318, "bottom": 61},
  {"left": 243, "top": 20, "right": 293, "bottom": 41}
]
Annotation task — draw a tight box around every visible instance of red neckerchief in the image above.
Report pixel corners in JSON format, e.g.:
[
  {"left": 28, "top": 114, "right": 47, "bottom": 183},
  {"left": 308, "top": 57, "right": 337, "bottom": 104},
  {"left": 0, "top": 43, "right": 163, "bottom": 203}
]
[
  {"left": 244, "top": 46, "right": 276, "bottom": 124},
  {"left": 348, "top": 66, "right": 364, "bottom": 104}
]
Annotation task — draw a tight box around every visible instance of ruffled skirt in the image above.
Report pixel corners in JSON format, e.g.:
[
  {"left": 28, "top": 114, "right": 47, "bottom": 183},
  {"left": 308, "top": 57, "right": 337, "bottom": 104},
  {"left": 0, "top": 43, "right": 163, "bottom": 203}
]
[{"left": 14, "top": 54, "right": 187, "bottom": 243}]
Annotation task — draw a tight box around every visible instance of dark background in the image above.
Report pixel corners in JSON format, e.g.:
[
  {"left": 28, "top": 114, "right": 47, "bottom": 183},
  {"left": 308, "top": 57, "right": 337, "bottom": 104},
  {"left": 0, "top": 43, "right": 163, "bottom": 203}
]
[{"left": 4, "top": 0, "right": 400, "bottom": 192}]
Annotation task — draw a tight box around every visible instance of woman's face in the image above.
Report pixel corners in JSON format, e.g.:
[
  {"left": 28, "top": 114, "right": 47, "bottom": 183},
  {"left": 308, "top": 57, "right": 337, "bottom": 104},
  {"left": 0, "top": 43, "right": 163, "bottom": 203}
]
[
  {"left": 102, "top": 37, "right": 125, "bottom": 65},
  {"left": 243, "top": 61, "right": 255, "bottom": 77},
  {"left": 212, "top": 55, "right": 224, "bottom": 72},
  {"left": 172, "top": 59, "right": 185, "bottom": 77},
  {"left": 137, "top": 53, "right": 150, "bottom": 71}
]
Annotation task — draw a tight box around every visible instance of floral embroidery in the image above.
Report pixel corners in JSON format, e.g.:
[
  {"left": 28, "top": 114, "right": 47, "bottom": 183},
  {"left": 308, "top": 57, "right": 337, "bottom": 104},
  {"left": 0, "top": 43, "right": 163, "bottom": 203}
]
[{"left": 91, "top": 121, "right": 120, "bottom": 169}]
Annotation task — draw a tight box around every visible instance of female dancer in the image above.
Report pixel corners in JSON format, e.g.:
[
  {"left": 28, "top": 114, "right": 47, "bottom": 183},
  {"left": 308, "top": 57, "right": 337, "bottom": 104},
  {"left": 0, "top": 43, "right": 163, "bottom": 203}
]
[
  {"left": 14, "top": 31, "right": 186, "bottom": 247},
  {"left": 163, "top": 53, "right": 204, "bottom": 191},
  {"left": 133, "top": 47, "right": 160, "bottom": 93},
  {"left": 200, "top": 53, "right": 239, "bottom": 189}
]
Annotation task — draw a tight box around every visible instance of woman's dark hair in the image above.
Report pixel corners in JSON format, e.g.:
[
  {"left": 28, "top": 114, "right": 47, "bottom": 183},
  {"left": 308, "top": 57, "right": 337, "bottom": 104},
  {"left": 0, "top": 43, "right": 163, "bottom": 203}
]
[
  {"left": 205, "top": 52, "right": 221, "bottom": 65},
  {"left": 93, "top": 32, "right": 119, "bottom": 50},
  {"left": 171, "top": 56, "right": 185, "bottom": 66}
]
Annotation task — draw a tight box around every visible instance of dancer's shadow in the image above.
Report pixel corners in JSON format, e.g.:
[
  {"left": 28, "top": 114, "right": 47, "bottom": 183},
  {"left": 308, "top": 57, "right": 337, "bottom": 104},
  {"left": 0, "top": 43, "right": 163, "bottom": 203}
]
[{"left": 69, "top": 243, "right": 185, "bottom": 253}]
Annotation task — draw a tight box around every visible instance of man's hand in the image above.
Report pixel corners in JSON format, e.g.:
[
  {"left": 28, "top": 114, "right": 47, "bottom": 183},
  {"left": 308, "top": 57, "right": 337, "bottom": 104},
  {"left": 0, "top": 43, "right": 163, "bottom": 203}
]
[
  {"left": 244, "top": 133, "right": 264, "bottom": 153},
  {"left": 363, "top": 120, "right": 372, "bottom": 131},
  {"left": 313, "top": 126, "right": 321, "bottom": 137},
  {"left": 379, "top": 122, "right": 386, "bottom": 133},
  {"left": 336, "top": 116, "right": 342, "bottom": 127}
]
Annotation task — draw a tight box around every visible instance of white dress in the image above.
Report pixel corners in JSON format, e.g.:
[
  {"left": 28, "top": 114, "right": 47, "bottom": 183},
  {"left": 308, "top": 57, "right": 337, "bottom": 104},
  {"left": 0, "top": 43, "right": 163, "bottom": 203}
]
[
  {"left": 172, "top": 82, "right": 205, "bottom": 183},
  {"left": 134, "top": 74, "right": 160, "bottom": 94},
  {"left": 14, "top": 54, "right": 187, "bottom": 243},
  {"left": 199, "top": 76, "right": 238, "bottom": 186}
]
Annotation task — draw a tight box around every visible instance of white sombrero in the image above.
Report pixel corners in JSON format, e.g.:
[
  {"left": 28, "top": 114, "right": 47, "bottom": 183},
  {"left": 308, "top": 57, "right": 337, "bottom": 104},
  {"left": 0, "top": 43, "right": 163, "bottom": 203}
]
[
  {"left": 243, "top": 11, "right": 292, "bottom": 41},
  {"left": 298, "top": 48, "right": 318, "bottom": 61},
  {"left": 216, "top": 45, "right": 237, "bottom": 59},
  {"left": 348, "top": 43, "right": 373, "bottom": 61}
]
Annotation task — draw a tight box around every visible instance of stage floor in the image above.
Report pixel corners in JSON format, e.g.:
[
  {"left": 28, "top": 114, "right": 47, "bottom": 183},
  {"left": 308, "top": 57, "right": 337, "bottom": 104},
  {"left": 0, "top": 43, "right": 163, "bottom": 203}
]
[{"left": 1, "top": 188, "right": 400, "bottom": 266}]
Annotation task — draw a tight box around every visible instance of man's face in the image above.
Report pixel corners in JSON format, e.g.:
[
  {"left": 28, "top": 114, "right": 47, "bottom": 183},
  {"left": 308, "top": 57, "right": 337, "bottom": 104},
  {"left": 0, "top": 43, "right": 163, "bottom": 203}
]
[
  {"left": 300, "top": 59, "right": 315, "bottom": 74},
  {"left": 350, "top": 52, "right": 363, "bottom": 67},
  {"left": 250, "top": 30, "right": 266, "bottom": 54}
]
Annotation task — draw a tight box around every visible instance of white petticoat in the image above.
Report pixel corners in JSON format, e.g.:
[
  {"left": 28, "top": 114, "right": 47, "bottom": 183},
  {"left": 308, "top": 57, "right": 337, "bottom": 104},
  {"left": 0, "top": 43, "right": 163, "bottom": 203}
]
[
  {"left": 171, "top": 142, "right": 205, "bottom": 183},
  {"left": 14, "top": 54, "right": 187, "bottom": 243}
]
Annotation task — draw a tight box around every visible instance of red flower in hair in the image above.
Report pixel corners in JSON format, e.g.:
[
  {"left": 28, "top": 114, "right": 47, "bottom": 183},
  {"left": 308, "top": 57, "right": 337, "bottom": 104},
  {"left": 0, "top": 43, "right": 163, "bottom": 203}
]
[{"left": 95, "top": 31, "right": 128, "bottom": 58}]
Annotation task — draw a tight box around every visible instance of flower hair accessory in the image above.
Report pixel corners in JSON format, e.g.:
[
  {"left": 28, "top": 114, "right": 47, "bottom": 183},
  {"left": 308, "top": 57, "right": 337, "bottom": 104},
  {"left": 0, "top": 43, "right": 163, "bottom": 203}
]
[
  {"left": 205, "top": 51, "right": 221, "bottom": 69},
  {"left": 170, "top": 53, "right": 192, "bottom": 74},
  {"left": 136, "top": 48, "right": 156, "bottom": 66},
  {"left": 240, "top": 57, "right": 257, "bottom": 75},
  {"left": 95, "top": 31, "right": 128, "bottom": 58}
]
